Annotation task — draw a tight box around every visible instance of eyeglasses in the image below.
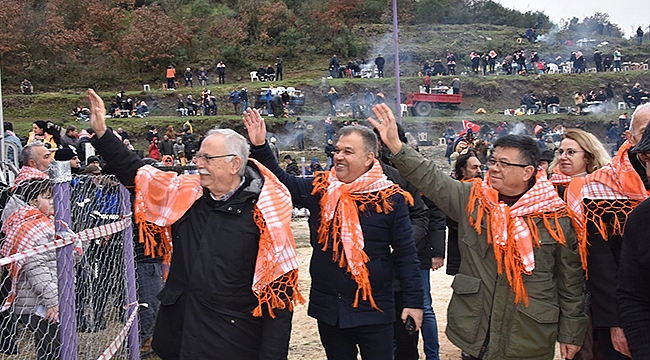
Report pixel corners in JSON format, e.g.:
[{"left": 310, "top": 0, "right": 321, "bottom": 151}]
[
  {"left": 557, "top": 149, "right": 584, "bottom": 157},
  {"left": 487, "top": 157, "right": 530, "bottom": 169},
  {"left": 195, "top": 153, "right": 237, "bottom": 162}
]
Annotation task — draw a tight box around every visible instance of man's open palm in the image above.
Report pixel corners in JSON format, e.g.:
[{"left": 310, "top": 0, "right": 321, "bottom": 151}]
[
  {"left": 87, "top": 89, "right": 107, "bottom": 138},
  {"left": 242, "top": 108, "right": 267, "bottom": 146}
]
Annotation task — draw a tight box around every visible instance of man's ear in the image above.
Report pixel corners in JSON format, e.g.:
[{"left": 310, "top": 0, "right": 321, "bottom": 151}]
[
  {"left": 522, "top": 165, "right": 535, "bottom": 182},
  {"left": 231, "top": 156, "right": 243, "bottom": 175}
]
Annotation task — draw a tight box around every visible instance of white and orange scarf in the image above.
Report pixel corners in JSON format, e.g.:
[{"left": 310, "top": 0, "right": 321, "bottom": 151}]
[
  {"left": 467, "top": 170, "right": 568, "bottom": 305},
  {"left": 14, "top": 166, "right": 49, "bottom": 186},
  {"left": 1, "top": 206, "right": 54, "bottom": 310},
  {"left": 311, "top": 159, "right": 413, "bottom": 310},
  {"left": 566, "top": 141, "right": 650, "bottom": 272},
  {"left": 134, "top": 160, "right": 303, "bottom": 317}
]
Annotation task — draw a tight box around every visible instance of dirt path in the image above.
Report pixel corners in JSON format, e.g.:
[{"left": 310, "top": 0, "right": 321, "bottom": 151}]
[{"left": 287, "top": 218, "right": 564, "bottom": 360}]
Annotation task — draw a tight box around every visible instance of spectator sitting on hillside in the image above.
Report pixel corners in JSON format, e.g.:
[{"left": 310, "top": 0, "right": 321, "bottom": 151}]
[
  {"left": 197, "top": 67, "right": 208, "bottom": 86},
  {"left": 21, "top": 79, "right": 33, "bottom": 95},
  {"left": 136, "top": 101, "right": 149, "bottom": 118},
  {"left": 186, "top": 95, "right": 197, "bottom": 116},
  {"left": 283, "top": 155, "right": 301, "bottom": 176},
  {"left": 432, "top": 59, "right": 446, "bottom": 76},
  {"left": 545, "top": 92, "right": 560, "bottom": 113},
  {"left": 177, "top": 97, "right": 188, "bottom": 116},
  {"left": 623, "top": 89, "right": 636, "bottom": 109},
  {"left": 305, "top": 158, "right": 324, "bottom": 175},
  {"left": 520, "top": 93, "right": 540, "bottom": 113},
  {"left": 184, "top": 68, "right": 193, "bottom": 88},
  {"left": 573, "top": 92, "right": 587, "bottom": 114},
  {"left": 257, "top": 65, "right": 267, "bottom": 82},
  {"left": 266, "top": 64, "right": 275, "bottom": 81}
]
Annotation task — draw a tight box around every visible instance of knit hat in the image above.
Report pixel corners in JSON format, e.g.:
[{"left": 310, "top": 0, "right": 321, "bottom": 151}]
[{"left": 54, "top": 148, "right": 77, "bottom": 161}]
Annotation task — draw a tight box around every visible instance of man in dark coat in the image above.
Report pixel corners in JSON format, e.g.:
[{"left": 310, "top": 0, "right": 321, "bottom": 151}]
[
  {"left": 283, "top": 155, "right": 301, "bottom": 176},
  {"left": 329, "top": 55, "right": 340, "bottom": 78},
  {"left": 618, "top": 121, "right": 650, "bottom": 359},
  {"left": 159, "top": 135, "right": 175, "bottom": 157},
  {"left": 594, "top": 49, "right": 603, "bottom": 72},
  {"left": 86, "top": 89, "right": 300, "bottom": 360},
  {"left": 567, "top": 103, "right": 650, "bottom": 360},
  {"left": 244, "top": 110, "right": 423, "bottom": 360},
  {"left": 375, "top": 54, "right": 385, "bottom": 78}
]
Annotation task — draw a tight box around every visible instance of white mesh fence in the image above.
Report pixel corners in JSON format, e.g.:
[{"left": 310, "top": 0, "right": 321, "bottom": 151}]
[{"left": 0, "top": 173, "right": 138, "bottom": 360}]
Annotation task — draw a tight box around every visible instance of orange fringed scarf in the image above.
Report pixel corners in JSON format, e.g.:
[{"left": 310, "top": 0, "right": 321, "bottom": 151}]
[
  {"left": 466, "top": 170, "right": 568, "bottom": 305},
  {"left": 311, "top": 159, "right": 413, "bottom": 311},
  {"left": 134, "top": 160, "right": 304, "bottom": 318},
  {"left": 565, "top": 141, "right": 650, "bottom": 274},
  {"left": 550, "top": 167, "right": 572, "bottom": 187}
]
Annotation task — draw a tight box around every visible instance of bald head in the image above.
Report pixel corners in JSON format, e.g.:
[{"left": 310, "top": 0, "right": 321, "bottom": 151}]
[{"left": 627, "top": 103, "right": 650, "bottom": 146}]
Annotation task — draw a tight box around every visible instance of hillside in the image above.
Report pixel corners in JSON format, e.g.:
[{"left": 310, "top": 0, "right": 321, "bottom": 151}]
[{"left": 2, "top": 23, "right": 649, "bottom": 151}]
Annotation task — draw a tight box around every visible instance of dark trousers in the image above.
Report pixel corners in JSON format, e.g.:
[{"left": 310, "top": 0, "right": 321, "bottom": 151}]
[
  {"left": 318, "top": 321, "right": 393, "bottom": 360},
  {"left": 136, "top": 262, "right": 163, "bottom": 344},
  {"left": 218, "top": 73, "right": 225, "bottom": 84},
  {"left": 394, "top": 292, "right": 419, "bottom": 360},
  {"left": 276, "top": 68, "right": 283, "bottom": 81},
  {"left": 18, "top": 314, "right": 60, "bottom": 360},
  {"left": 378, "top": 67, "right": 384, "bottom": 78},
  {"left": 594, "top": 327, "right": 631, "bottom": 359},
  {"left": 166, "top": 78, "right": 175, "bottom": 89}
]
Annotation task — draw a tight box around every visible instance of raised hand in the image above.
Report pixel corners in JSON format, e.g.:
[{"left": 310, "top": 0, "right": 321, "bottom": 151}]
[
  {"left": 242, "top": 108, "right": 267, "bottom": 146},
  {"left": 367, "top": 104, "right": 403, "bottom": 155},
  {"left": 87, "top": 89, "right": 107, "bottom": 138}
]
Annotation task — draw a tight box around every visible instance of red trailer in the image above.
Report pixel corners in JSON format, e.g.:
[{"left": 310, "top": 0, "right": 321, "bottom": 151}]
[{"left": 405, "top": 92, "right": 462, "bottom": 116}]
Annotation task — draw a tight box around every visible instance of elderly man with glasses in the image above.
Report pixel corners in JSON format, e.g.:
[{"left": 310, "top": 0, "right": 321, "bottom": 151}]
[
  {"left": 85, "top": 89, "right": 302, "bottom": 359},
  {"left": 369, "top": 104, "right": 587, "bottom": 360}
]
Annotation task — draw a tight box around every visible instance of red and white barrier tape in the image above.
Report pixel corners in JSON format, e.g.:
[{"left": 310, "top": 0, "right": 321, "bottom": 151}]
[
  {"left": 96, "top": 302, "right": 146, "bottom": 360},
  {"left": 0, "top": 216, "right": 131, "bottom": 266}
]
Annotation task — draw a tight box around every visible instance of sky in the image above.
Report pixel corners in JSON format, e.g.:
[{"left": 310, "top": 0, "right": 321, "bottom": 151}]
[{"left": 495, "top": 0, "right": 650, "bottom": 37}]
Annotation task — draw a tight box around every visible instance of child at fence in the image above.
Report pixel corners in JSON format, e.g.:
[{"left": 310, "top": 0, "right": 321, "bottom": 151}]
[{"left": 1, "top": 178, "right": 61, "bottom": 360}]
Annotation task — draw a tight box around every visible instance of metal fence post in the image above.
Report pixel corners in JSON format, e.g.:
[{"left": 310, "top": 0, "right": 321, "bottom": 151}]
[
  {"left": 50, "top": 161, "right": 76, "bottom": 360},
  {"left": 120, "top": 185, "right": 140, "bottom": 360}
]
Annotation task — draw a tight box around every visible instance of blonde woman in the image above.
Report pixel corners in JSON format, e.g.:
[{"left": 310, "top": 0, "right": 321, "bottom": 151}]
[
  {"left": 548, "top": 127, "right": 610, "bottom": 360},
  {"left": 549, "top": 128, "right": 610, "bottom": 189}
]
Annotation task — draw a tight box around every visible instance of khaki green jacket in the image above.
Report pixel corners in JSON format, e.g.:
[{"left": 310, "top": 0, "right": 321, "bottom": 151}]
[{"left": 391, "top": 145, "right": 587, "bottom": 360}]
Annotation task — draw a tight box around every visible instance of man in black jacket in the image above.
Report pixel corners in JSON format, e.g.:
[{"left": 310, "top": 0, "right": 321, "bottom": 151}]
[
  {"left": 375, "top": 54, "right": 385, "bottom": 78},
  {"left": 244, "top": 109, "right": 423, "bottom": 360},
  {"left": 283, "top": 155, "right": 301, "bottom": 176},
  {"left": 87, "top": 89, "right": 299, "bottom": 360}
]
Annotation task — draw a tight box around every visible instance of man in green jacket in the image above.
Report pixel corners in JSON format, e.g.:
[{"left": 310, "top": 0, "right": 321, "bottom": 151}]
[{"left": 369, "top": 104, "right": 587, "bottom": 360}]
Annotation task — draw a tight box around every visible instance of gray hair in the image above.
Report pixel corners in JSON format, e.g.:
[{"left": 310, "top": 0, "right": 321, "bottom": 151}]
[
  {"left": 338, "top": 125, "right": 378, "bottom": 155},
  {"left": 205, "top": 128, "right": 249, "bottom": 176},
  {"left": 21, "top": 141, "right": 46, "bottom": 166},
  {"left": 630, "top": 103, "right": 650, "bottom": 136}
]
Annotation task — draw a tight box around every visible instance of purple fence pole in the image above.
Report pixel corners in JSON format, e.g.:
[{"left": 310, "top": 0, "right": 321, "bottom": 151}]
[
  {"left": 120, "top": 185, "right": 140, "bottom": 360},
  {"left": 51, "top": 161, "right": 77, "bottom": 360},
  {"left": 392, "top": 0, "right": 402, "bottom": 124}
]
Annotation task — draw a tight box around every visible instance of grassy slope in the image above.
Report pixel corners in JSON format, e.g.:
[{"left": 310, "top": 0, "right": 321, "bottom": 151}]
[{"left": 2, "top": 24, "right": 649, "bottom": 148}]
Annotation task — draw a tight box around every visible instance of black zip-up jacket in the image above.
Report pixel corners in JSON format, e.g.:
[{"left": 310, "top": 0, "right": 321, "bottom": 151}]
[{"left": 92, "top": 130, "right": 292, "bottom": 360}]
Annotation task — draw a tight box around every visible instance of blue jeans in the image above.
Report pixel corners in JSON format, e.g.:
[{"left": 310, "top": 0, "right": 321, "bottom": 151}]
[
  {"left": 136, "top": 262, "right": 164, "bottom": 344},
  {"left": 420, "top": 269, "right": 440, "bottom": 360},
  {"left": 241, "top": 100, "right": 248, "bottom": 113}
]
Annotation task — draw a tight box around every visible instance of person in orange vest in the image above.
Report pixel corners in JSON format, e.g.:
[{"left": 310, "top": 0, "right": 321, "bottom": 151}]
[{"left": 166, "top": 65, "right": 176, "bottom": 90}]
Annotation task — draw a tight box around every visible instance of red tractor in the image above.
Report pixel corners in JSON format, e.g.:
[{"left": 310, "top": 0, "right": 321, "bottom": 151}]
[{"left": 405, "top": 92, "right": 462, "bottom": 116}]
